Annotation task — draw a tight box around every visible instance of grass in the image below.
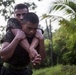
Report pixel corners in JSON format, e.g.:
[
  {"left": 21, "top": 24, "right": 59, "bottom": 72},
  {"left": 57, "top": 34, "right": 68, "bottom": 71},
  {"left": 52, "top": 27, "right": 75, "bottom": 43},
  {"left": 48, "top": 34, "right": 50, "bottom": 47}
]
[{"left": 33, "top": 65, "right": 76, "bottom": 75}]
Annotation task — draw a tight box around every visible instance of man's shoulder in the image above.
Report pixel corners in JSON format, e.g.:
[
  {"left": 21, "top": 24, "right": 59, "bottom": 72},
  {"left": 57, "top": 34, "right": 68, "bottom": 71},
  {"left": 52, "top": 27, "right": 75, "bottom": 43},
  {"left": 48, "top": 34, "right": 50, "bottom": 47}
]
[
  {"left": 5, "top": 30, "right": 14, "bottom": 39},
  {"left": 7, "top": 18, "right": 18, "bottom": 24},
  {"left": 6, "top": 17, "right": 21, "bottom": 31},
  {"left": 8, "top": 18, "right": 17, "bottom": 21},
  {"left": 37, "top": 28, "right": 44, "bottom": 34},
  {"left": 1, "top": 30, "right": 14, "bottom": 43}
]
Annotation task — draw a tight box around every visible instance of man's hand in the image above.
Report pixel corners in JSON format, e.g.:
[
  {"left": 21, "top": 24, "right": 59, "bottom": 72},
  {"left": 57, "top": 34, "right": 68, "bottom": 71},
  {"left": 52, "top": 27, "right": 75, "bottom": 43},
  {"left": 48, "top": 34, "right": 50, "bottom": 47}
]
[
  {"left": 29, "top": 48, "right": 41, "bottom": 65},
  {"left": 31, "top": 54, "right": 41, "bottom": 65},
  {"left": 11, "top": 29, "right": 26, "bottom": 37},
  {"left": 29, "top": 48, "right": 37, "bottom": 58},
  {"left": 15, "top": 29, "right": 26, "bottom": 41}
]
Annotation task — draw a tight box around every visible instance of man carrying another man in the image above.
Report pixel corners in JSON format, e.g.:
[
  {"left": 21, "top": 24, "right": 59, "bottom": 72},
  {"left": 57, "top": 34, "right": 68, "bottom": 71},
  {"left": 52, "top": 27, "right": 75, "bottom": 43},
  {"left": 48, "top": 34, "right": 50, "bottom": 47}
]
[{"left": 0, "top": 3, "right": 46, "bottom": 75}]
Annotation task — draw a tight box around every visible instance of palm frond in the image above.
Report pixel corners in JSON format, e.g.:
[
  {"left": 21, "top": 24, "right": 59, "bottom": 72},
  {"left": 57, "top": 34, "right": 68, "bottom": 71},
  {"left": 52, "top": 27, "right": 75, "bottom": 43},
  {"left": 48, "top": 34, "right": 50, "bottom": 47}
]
[{"left": 49, "top": 0, "right": 76, "bottom": 15}]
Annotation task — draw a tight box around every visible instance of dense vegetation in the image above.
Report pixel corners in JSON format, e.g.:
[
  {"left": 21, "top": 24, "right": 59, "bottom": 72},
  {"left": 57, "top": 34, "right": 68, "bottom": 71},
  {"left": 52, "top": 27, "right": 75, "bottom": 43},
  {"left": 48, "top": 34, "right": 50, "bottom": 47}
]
[{"left": 33, "top": 65, "right": 76, "bottom": 75}]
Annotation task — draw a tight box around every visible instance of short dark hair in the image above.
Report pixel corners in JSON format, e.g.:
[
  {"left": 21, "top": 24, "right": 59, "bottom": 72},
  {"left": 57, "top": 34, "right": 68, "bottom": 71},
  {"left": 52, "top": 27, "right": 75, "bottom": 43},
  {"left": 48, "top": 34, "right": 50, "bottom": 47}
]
[
  {"left": 14, "top": 3, "right": 28, "bottom": 11},
  {"left": 23, "top": 12, "right": 39, "bottom": 24}
]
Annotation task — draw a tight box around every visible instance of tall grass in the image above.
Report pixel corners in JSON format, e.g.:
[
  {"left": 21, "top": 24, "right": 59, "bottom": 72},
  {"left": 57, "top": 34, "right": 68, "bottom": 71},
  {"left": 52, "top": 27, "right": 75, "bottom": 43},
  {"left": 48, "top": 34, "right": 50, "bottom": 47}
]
[{"left": 33, "top": 65, "right": 76, "bottom": 75}]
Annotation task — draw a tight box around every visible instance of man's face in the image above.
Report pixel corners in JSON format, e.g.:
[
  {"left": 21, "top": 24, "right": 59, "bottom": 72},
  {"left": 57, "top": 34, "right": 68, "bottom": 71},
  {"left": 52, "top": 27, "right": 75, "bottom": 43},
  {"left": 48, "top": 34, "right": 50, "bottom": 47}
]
[
  {"left": 22, "top": 22, "right": 38, "bottom": 37},
  {"left": 14, "top": 8, "right": 28, "bottom": 24}
]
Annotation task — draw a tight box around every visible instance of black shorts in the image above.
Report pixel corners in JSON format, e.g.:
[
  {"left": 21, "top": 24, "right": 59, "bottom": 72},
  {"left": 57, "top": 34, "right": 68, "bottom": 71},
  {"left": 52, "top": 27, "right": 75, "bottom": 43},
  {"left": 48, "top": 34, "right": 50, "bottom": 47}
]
[
  {"left": 1, "top": 66, "right": 33, "bottom": 75},
  {"left": 6, "top": 18, "right": 22, "bottom": 31}
]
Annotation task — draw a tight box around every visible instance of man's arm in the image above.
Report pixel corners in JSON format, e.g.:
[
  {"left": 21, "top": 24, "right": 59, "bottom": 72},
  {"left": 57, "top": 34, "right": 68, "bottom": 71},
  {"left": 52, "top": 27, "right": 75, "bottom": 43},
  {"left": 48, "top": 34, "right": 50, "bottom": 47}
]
[
  {"left": 38, "top": 38, "right": 46, "bottom": 61},
  {"left": 0, "top": 30, "right": 25, "bottom": 61},
  {"left": 29, "top": 37, "right": 39, "bottom": 49},
  {"left": 11, "top": 29, "right": 30, "bottom": 51},
  {"left": 11, "top": 29, "right": 39, "bottom": 57},
  {"left": 29, "top": 29, "right": 46, "bottom": 65},
  {"left": 35, "top": 29, "right": 46, "bottom": 61},
  {"left": 30, "top": 38, "right": 46, "bottom": 65},
  {"left": 11, "top": 29, "right": 44, "bottom": 65}
]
